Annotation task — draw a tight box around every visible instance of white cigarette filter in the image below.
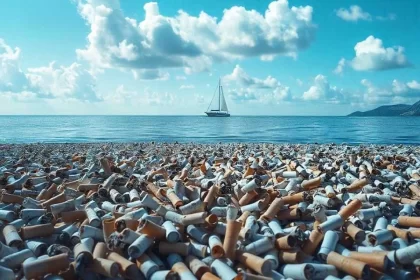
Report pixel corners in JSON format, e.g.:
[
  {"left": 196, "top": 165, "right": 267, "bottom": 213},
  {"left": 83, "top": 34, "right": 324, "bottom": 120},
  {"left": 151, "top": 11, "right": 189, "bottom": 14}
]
[
  {"left": 208, "top": 235, "right": 225, "bottom": 258},
  {"left": 318, "top": 230, "right": 339, "bottom": 261},
  {"left": 128, "top": 234, "right": 154, "bottom": 258},
  {"left": 211, "top": 258, "right": 238, "bottom": 280},
  {"left": 280, "top": 264, "right": 314, "bottom": 280},
  {"left": 187, "top": 225, "right": 209, "bottom": 244},
  {"left": 136, "top": 253, "right": 159, "bottom": 279},
  {"left": 79, "top": 225, "right": 104, "bottom": 241},
  {"left": 0, "top": 248, "right": 35, "bottom": 269},
  {"left": 162, "top": 221, "right": 181, "bottom": 243},
  {"left": 167, "top": 253, "right": 197, "bottom": 280},
  {"left": 85, "top": 207, "right": 101, "bottom": 227}
]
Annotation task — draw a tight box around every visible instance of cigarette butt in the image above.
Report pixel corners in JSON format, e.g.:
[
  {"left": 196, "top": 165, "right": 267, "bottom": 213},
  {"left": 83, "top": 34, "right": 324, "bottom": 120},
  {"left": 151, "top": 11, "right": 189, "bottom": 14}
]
[
  {"left": 115, "top": 218, "right": 139, "bottom": 232},
  {"left": 158, "top": 242, "right": 190, "bottom": 256},
  {"left": 20, "top": 223, "right": 54, "bottom": 240},
  {"left": 281, "top": 192, "right": 307, "bottom": 205},
  {"left": 1, "top": 192, "right": 24, "bottom": 204},
  {"left": 60, "top": 210, "right": 87, "bottom": 223},
  {"left": 387, "top": 225, "right": 412, "bottom": 242},
  {"left": 223, "top": 220, "right": 242, "bottom": 259},
  {"left": 23, "top": 253, "right": 70, "bottom": 279},
  {"left": 260, "top": 197, "right": 284, "bottom": 222},
  {"left": 0, "top": 248, "right": 35, "bottom": 269},
  {"left": 245, "top": 237, "right": 275, "bottom": 255},
  {"left": 238, "top": 190, "right": 258, "bottom": 206},
  {"left": 186, "top": 255, "right": 211, "bottom": 279},
  {"left": 318, "top": 231, "right": 339, "bottom": 261},
  {"left": 279, "top": 263, "right": 314, "bottom": 280},
  {"left": 167, "top": 253, "right": 196, "bottom": 280},
  {"left": 347, "top": 251, "right": 389, "bottom": 271},
  {"left": 301, "top": 177, "right": 322, "bottom": 190},
  {"left": 128, "top": 234, "right": 154, "bottom": 258},
  {"left": 102, "top": 218, "right": 115, "bottom": 243},
  {"left": 182, "top": 212, "right": 207, "bottom": 226},
  {"left": 211, "top": 259, "right": 237, "bottom": 280},
  {"left": 137, "top": 219, "right": 166, "bottom": 239},
  {"left": 209, "top": 235, "right": 225, "bottom": 258},
  {"left": 326, "top": 251, "right": 370, "bottom": 279},
  {"left": 2, "top": 225, "right": 23, "bottom": 248},
  {"left": 398, "top": 216, "right": 420, "bottom": 228},
  {"left": 107, "top": 251, "right": 140, "bottom": 279},
  {"left": 342, "top": 221, "right": 366, "bottom": 245},
  {"left": 93, "top": 242, "right": 108, "bottom": 259},
  {"left": 236, "top": 251, "right": 273, "bottom": 276},
  {"left": 203, "top": 214, "right": 218, "bottom": 230},
  {"left": 347, "top": 178, "right": 369, "bottom": 193},
  {"left": 278, "top": 249, "right": 309, "bottom": 264},
  {"left": 136, "top": 253, "right": 159, "bottom": 279},
  {"left": 338, "top": 199, "right": 362, "bottom": 220},
  {"left": 275, "top": 235, "right": 297, "bottom": 250}
]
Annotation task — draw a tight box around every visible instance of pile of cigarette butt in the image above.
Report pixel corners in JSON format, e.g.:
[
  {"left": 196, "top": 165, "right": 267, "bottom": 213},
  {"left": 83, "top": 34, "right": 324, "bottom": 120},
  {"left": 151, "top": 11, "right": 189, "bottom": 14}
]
[{"left": 1, "top": 142, "right": 420, "bottom": 280}]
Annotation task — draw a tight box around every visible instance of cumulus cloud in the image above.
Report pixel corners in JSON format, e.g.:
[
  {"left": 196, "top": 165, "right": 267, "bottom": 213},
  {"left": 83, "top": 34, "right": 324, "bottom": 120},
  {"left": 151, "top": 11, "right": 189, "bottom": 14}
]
[
  {"left": 302, "top": 75, "right": 347, "bottom": 103},
  {"left": 336, "top": 5, "right": 371, "bottom": 22},
  {"left": 348, "top": 36, "right": 411, "bottom": 71},
  {"left": 336, "top": 5, "right": 396, "bottom": 22},
  {"left": 0, "top": 38, "right": 100, "bottom": 102},
  {"left": 180, "top": 84, "right": 195, "bottom": 89},
  {"left": 105, "top": 84, "right": 175, "bottom": 106},
  {"left": 75, "top": 0, "right": 316, "bottom": 73},
  {"left": 132, "top": 69, "right": 169, "bottom": 80},
  {"left": 0, "top": 39, "right": 29, "bottom": 92},
  {"left": 223, "top": 65, "right": 291, "bottom": 103},
  {"left": 361, "top": 78, "right": 420, "bottom": 104},
  {"left": 333, "top": 58, "right": 346, "bottom": 75}
]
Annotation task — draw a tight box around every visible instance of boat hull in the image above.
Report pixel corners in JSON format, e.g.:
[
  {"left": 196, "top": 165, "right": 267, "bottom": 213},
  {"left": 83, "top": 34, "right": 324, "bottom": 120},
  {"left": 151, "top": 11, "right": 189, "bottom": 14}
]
[{"left": 205, "top": 112, "right": 230, "bottom": 117}]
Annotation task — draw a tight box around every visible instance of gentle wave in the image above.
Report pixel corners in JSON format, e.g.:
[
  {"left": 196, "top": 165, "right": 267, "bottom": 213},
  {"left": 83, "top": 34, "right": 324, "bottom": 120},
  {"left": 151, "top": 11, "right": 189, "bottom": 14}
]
[{"left": 0, "top": 115, "right": 419, "bottom": 144}]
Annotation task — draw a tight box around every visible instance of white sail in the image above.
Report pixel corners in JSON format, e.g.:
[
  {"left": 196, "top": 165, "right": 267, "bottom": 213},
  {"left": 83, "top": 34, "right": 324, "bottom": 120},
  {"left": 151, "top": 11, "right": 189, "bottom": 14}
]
[
  {"left": 220, "top": 90, "right": 228, "bottom": 112},
  {"left": 208, "top": 91, "right": 220, "bottom": 111}
]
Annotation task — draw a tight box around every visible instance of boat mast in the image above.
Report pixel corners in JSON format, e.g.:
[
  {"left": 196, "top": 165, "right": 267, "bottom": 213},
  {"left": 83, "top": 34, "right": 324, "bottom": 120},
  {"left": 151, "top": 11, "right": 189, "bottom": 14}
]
[{"left": 218, "top": 78, "right": 221, "bottom": 111}]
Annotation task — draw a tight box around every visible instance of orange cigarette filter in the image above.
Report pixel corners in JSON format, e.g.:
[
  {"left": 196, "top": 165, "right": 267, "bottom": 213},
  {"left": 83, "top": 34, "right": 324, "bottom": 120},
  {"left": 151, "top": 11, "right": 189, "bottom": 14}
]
[
  {"left": 326, "top": 251, "right": 370, "bottom": 279},
  {"left": 338, "top": 199, "right": 362, "bottom": 220}
]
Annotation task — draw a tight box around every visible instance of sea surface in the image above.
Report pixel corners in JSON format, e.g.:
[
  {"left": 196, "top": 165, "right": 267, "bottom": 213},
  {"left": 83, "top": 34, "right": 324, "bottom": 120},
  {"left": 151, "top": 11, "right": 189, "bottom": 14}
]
[{"left": 0, "top": 115, "right": 419, "bottom": 144}]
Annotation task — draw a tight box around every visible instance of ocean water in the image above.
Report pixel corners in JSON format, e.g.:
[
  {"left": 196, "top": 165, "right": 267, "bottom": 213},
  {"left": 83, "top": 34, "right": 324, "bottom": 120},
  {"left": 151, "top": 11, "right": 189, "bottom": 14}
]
[{"left": 0, "top": 115, "right": 419, "bottom": 144}]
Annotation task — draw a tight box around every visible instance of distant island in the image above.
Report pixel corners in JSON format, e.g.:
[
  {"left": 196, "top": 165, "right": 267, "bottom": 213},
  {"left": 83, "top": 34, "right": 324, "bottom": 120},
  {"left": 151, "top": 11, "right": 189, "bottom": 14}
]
[{"left": 348, "top": 100, "right": 420, "bottom": 116}]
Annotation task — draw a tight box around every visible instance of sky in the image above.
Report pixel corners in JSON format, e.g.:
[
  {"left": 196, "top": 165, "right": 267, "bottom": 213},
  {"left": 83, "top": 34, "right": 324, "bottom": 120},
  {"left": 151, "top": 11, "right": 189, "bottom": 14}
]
[{"left": 0, "top": 0, "right": 419, "bottom": 115}]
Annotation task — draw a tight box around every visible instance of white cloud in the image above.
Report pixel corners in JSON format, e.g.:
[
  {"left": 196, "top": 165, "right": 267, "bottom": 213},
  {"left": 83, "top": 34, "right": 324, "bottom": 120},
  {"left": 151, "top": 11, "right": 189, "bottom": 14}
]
[
  {"left": 350, "top": 36, "right": 411, "bottom": 71},
  {"left": 223, "top": 65, "right": 291, "bottom": 103},
  {"left": 336, "top": 5, "right": 396, "bottom": 22},
  {"left": 180, "top": 84, "right": 195, "bottom": 89},
  {"left": 336, "top": 5, "right": 371, "bottom": 22},
  {"left": 176, "top": 75, "right": 187, "bottom": 80},
  {"left": 0, "top": 39, "right": 29, "bottom": 92},
  {"left": 296, "top": 79, "right": 303, "bottom": 86},
  {"left": 361, "top": 78, "right": 420, "bottom": 104},
  {"left": 105, "top": 84, "right": 175, "bottom": 106},
  {"left": 0, "top": 38, "right": 100, "bottom": 102},
  {"left": 333, "top": 58, "right": 346, "bottom": 75},
  {"left": 75, "top": 0, "right": 316, "bottom": 73},
  {"left": 132, "top": 69, "right": 169, "bottom": 80},
  {"left": 302, "top": 74, "right": 346, "bottom": 103}
]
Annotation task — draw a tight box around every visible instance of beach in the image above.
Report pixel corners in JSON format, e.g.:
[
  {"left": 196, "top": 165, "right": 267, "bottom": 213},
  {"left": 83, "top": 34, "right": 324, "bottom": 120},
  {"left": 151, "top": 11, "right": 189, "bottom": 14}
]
[{"left": 1, "top": 142, "right": 420, "bottom": 279}]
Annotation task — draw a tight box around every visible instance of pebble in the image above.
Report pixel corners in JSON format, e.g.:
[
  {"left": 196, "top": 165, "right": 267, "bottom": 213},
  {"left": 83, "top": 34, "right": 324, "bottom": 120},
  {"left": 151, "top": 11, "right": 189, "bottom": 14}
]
[{"left": 0, "top": 142, "right": 420, "bottom": 279}]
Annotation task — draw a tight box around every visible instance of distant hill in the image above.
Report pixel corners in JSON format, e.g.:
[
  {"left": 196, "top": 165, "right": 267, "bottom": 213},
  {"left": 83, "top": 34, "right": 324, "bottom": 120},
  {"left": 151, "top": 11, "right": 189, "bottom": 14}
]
[{"left": 348, "top": 100, "right": 420, "bottom": 116}]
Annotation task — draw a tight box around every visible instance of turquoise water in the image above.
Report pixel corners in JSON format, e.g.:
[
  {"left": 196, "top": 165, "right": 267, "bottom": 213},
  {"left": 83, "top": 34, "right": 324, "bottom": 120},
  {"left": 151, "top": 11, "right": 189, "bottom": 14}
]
[{"left": 0, "top": 115, "right": 419, "bottom": 144}]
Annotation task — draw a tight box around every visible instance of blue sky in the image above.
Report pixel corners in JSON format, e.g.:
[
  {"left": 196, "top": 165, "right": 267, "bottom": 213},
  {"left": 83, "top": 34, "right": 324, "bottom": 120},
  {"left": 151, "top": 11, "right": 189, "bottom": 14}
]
[{"left": 0, "top": 0, "right": 419, "bottom": 115}]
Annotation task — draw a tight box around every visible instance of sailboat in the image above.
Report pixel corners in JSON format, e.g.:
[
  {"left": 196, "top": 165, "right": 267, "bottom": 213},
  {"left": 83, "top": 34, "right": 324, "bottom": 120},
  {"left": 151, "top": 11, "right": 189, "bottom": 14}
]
[{"left": 205, "top": 79, "right": 230, "bottom": 117}]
